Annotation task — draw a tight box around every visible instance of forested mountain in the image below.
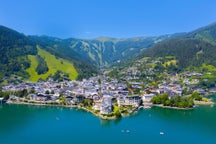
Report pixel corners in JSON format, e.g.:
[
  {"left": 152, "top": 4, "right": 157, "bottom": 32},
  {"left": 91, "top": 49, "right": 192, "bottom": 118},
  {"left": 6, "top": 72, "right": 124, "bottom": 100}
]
[
  {"left": 1, "top": 25, "right": 168, "bottom": 82},
  {"left": 0, "top": 25, "right": 37, "bottom": 80},
  {"left": 137, "top": 22, "right": 216, "bottom": 69},
  {"left": 30, "top": 35, "right": 172, "bottom": 67},
  {"left": 1, "top": 21, "right": 216, "bottom": 83},
  {"left": 0, "top": 26, "right": 97, "bottom": 82},
  {"left": 188, "top": 22, "right": 216, "bottom": 45},
  {"left": 65, "top": 35, "right": 172, "bottom": 66}
]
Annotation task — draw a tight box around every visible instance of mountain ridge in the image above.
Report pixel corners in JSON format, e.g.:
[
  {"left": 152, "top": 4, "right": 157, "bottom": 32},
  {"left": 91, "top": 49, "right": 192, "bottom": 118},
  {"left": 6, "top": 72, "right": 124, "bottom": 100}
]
[{"left": 1, "top": 21, "right": 216, "bottom": 82}]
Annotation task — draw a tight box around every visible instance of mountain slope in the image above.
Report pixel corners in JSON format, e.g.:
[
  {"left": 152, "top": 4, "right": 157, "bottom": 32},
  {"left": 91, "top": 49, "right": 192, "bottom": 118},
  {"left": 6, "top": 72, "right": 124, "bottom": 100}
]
[
  {"left": 0, "top": 26, "right": 97, "bottom": 82},
  {"left": 188, "top": 22, "right": 216, "bottom": 45},
  {"left": 29, "top": 36, "right": 98, "bottom": 79},
  {"left": 0, "top": 25, "right": 37, "bottom": 80},
  {"left": 64, "top": 35, "right": 171, "bottom": 67},
  {"left": 26, "top": 47, "right": 78, "bottom": 82},
  {"left": 137, "top": 22, "right": 216, "bottom": 69},
  {"left": 143, "top": 38, "right": 216, "bottom": 68}
]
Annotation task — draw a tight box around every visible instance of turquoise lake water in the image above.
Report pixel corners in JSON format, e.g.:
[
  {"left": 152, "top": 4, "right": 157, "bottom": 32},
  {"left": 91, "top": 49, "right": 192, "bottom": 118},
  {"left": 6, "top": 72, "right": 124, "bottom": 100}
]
[{"left": 0, "top": 97, "right": 216, "bottom": 144}]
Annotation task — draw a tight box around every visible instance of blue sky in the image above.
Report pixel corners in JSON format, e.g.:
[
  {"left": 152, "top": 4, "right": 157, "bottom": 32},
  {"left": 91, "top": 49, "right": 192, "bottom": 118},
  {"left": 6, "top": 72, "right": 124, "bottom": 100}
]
[{"left": 0, "top": 0, "right": 216, "bottom": 39}]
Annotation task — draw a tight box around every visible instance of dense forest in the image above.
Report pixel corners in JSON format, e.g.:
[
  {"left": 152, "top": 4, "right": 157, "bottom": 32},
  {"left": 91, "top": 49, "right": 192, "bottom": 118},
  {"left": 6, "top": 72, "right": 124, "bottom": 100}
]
[
  {"left": 0, "top": 26, "right": 37, "bottom": 80},
  {"left": 141, "top": 38, "right": 216, "bottom": 69},
  {"left": 136, "top": 22, "right": 216, "bottom": 70},
  {"left": 35, "top": 55, "right": 49, "bottom": 75},
  {"left": 0, "top": 26, "right": 97, "bottom": 82}
]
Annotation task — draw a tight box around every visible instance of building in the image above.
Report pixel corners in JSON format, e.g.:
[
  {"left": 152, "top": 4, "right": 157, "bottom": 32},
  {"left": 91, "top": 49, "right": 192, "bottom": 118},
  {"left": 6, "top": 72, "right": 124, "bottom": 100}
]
[
  {"left": 142, "top": 93, "right": 155, "bottom": 102},
  {"left": 36, "top": 94, "right": 48, "bottom": 101},
  {"left": 73, "top": 95, "right": 84, "bottom": 103},
  {"left": 100, "top": 95, "right": 112, "bottom": 114},
  {"left": 117, "top": 95, "right": 141, "bottom": 107}
]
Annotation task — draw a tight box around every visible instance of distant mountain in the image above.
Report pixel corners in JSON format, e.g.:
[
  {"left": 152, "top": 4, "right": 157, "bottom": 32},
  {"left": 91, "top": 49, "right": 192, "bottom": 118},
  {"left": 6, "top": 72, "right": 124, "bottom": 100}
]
[
  {"left": 2, "top": 21, "right": 216, "bottom": 83},
  {"left": 30, "top": 34, "right": 173, "bottom": 68},
  {"left": 64, "top": 35, "right": 173, "bottom": 67},
  {"left": 188, "top": 22, "right": 216, "bottom": 45},
  {"left": 137, "top": 22, "right": 216, "bottom": 69}
]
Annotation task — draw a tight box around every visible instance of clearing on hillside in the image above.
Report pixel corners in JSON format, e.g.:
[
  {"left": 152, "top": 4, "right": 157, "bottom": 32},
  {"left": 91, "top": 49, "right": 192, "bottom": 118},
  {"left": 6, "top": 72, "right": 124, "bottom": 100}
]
[{"left": 26, "top": 46, "right": 78, "bottom": 82}]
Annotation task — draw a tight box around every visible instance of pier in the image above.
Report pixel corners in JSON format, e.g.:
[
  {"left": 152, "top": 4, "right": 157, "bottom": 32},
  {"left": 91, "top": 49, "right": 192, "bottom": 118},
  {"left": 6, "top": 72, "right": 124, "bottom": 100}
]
[{"left": 0, "top": 98, "right": 3, "bottom": 104}]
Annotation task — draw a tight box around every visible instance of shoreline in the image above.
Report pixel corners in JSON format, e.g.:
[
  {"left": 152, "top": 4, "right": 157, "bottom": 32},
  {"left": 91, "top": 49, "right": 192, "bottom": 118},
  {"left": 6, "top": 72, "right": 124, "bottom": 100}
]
[
  {"left": 5, "top": 98, "right": 214, "bottom": 120},
  {"left": 152, "top": 104, "right": 194, "bottom": 110},
  {"left": 6, "top": 101, "right": 118, "bottom": 120},
  {"left": 194, "top": 100, "right": 214, "bottom": 105},
  {"left": 152, "top": 99, "right": 214, "bottom": 110}
]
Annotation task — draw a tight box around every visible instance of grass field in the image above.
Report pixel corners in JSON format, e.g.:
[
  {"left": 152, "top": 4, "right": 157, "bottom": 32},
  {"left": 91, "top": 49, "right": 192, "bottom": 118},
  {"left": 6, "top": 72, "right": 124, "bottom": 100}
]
[
  {"left": 26, "top": 46, "right": 78, "bottom": 82},
  {"left": 163, "top": 60, "right": 177, "bottom": 67}
]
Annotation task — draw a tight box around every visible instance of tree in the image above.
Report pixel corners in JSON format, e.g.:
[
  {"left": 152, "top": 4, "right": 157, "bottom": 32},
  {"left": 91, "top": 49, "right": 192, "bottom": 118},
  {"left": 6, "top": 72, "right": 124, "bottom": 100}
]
[
  {"left": 45, "top": 90, "right": 50, "bottom": 94},
  {"left": 191, "top": 92, "right": 203, "bottom": 101},
  {"left": 29, "top": 89, "right": 35, "bottom": 94},
  {"left": 151, "top": 93, "right": 194, "bottom": 108},
  {"left": 83, "top": 99, "right": 93, "bottom": 107},
  {"left": 113, "top": 105, "right": 121, "bottom": 118}
]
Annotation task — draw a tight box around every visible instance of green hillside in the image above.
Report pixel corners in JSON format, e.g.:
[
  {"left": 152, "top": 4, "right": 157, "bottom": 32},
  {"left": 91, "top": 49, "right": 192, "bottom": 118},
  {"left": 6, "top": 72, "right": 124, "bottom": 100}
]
[
  {"left": 64, "top": 35, "right": 171, "bottom": 67},
  {"left": 133, "top": 22, "right": 216, "bottom": 71},
  {"left": 0, "top": 25, "right": 37, "bottom": 81},
  {"left": 26, "top": 46, "right": 78, "bottom": 82},
  {"left": 188, "top": 22, "right": 216, "bottom": 45},
  {"left": 0, "top": 25, "right": 97, "bottom": 83}
]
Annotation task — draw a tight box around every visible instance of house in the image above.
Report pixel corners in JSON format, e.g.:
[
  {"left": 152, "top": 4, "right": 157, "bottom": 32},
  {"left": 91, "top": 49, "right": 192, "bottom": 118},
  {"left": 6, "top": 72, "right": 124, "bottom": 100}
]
[
  {"left": 195, "top": 88, "right": 206, "bottom": 95},
  {"left": 118, "top": 95, "right": 141, "bottom": 107},
  {"left": 142, "top": 93, "right": 155, "bottom": 102},
  {"left": 28, "top": 94, "right": 37, "bottom": 101},
  {"left": 124, "top": 95, "right": 141, "bottom": 107},
  {"left": 100, "top": 95, "right": 112, "bottom": 114},
  {"left": 50, "top": 94, "right": 60, "bottom": 101},
  {"left": 118, "top": 91, "right": 129, "bottom": 96},
  {"left": 92, "top": 94, "right": 101, "bottom": 102},
  {"left": 36, "top": 93, "right": 48, "bottom": 101},
  {"left": 66, "top": 96, "right": 73, "bottom": 104},
  {"left": 73, "top": 95, "right": 84, "bottom": 103},
  {"left": 117, "top": 96, "right": 126, "bottom": 106}
]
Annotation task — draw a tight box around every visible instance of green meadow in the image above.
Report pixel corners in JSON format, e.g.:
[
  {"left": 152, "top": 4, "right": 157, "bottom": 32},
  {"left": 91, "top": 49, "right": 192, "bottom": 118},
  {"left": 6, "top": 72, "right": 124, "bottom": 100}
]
[{"left": 26, "top": 46, "right": 78, "bottom": 82}]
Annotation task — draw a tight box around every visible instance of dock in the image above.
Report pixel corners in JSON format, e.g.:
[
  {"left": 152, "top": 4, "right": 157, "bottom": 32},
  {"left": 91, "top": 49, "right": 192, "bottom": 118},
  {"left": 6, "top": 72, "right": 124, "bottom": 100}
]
[{"left": 0, "top": 98, "right": 4, "bottom": 104}]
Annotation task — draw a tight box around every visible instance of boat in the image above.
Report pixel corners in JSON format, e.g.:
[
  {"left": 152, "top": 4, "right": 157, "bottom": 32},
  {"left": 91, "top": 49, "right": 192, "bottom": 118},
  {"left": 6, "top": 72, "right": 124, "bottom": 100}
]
[
  {"left": 143, "top": 105, "right": 151, "bottom": 109},
  {"left": 126, "top": 130, "right": 130, "bottom": 133},
  {"left": 160, "top": 132, "right": 164, "bottom": 135}
]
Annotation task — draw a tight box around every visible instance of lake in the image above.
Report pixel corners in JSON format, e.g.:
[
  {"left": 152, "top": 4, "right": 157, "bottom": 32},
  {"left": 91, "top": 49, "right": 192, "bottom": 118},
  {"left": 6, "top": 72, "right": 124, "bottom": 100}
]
[{"left": 0, "top": 96, "right": 216, "bottom": 144}]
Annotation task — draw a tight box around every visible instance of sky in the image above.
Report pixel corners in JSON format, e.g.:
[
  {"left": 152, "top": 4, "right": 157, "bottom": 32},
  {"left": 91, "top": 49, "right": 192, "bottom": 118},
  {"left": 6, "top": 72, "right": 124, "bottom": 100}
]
[{"left": 0, "top": 0, "right": 216, "bottom": 39}]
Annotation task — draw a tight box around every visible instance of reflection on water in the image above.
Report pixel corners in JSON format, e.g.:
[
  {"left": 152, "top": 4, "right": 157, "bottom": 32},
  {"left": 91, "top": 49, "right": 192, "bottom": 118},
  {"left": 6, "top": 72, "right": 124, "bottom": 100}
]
[
  {"left": 100, "top": 117, "right": 122, "bottom": 127},
  {"left": 0, "top": 104, "right": 34, "bottom": 134}
]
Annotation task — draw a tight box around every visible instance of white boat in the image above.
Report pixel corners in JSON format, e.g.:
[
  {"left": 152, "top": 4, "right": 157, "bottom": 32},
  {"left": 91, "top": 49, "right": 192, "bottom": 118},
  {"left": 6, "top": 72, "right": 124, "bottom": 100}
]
[
  {"left": 160, "top": 132, "right": 164, "bottom": 135},
  {"left": 144, "top": 105, "right": 151, "bottom": 109}
]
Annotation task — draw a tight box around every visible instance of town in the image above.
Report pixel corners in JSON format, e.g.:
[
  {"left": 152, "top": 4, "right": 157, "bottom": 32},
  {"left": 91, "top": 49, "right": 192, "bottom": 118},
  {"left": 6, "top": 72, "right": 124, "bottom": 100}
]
[
  {"left": 1, "top": 56, "right": 216, "bottom": 120},
  {"left": 1, "top": 59, "right": 215, "bottom": 119}
]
